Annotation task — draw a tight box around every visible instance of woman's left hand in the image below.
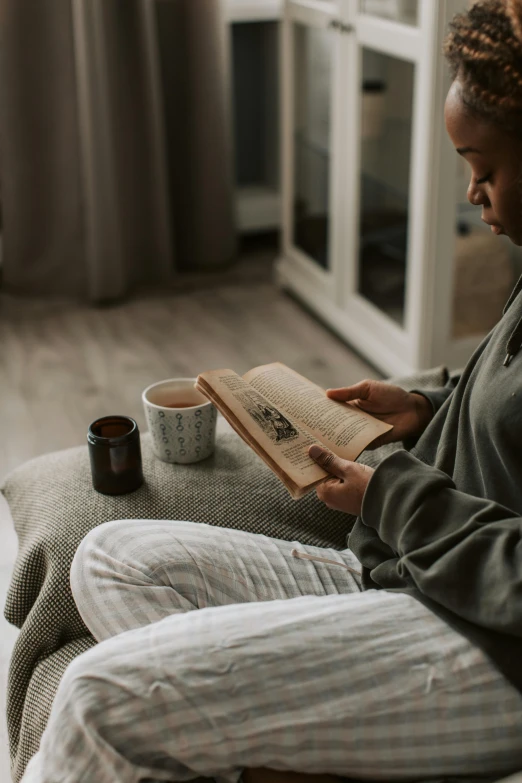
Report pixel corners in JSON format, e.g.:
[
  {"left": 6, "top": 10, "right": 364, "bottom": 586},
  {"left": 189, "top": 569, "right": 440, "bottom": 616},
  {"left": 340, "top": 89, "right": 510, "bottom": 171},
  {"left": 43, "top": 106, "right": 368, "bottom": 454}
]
[{"left": 309, "top": 445, "right": 374, "bottom": 516}]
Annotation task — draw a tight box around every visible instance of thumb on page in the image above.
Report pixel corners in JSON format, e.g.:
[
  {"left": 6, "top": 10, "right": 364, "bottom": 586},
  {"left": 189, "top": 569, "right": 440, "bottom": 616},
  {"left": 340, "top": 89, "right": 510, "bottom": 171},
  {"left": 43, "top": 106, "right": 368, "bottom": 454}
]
[
  {"left": 326, "top": 380, "right": 373, "bottom": 402},
  {"left": 309, "top": 445, "right": 348, "bottom": 479}
]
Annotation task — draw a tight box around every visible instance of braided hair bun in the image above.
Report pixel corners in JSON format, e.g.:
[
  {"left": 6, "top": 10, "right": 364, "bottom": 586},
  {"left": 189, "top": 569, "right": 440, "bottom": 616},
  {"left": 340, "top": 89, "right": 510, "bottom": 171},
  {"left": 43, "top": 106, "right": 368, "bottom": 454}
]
[
  {"left": 444, "top": 0, "right": 522, "bottom": 130},
  {"left": 507, "top": 0, "right": 522, "bottom": 42}
]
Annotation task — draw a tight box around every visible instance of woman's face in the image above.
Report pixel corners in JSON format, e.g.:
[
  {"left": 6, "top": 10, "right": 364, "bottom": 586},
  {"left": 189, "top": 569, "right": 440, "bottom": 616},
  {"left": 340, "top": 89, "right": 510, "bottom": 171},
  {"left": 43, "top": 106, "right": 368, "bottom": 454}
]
[{"left": 444, "top": 79, "right": 522, "bottom": 245}]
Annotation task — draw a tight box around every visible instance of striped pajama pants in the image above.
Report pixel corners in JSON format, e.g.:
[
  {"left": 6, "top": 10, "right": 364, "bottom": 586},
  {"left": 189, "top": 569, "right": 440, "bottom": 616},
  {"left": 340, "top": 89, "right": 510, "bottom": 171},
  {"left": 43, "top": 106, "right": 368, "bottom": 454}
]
[{"left": 22, "top": 519, "right": 522, "bottom": 783}]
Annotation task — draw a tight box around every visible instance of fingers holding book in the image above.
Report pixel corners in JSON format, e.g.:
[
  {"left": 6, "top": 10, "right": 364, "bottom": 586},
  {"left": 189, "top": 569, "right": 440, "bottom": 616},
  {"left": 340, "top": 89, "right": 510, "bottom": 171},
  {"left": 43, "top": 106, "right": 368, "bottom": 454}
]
[
  {"left": 326, "top": 380, "right": 433, "bottom": 446},
  {"left": 309, "top": 445, "right": 375, "bottom": 516},
  {"left": 197, "top": 363, "right": 389, "bottom": 500}
]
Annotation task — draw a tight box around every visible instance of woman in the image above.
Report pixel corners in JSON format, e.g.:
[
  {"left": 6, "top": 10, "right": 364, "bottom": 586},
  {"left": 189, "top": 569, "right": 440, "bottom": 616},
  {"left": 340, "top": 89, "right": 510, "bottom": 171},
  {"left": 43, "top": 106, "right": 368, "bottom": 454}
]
[{"left": 22, "top": 2, "right": 522, "bottom": 782}]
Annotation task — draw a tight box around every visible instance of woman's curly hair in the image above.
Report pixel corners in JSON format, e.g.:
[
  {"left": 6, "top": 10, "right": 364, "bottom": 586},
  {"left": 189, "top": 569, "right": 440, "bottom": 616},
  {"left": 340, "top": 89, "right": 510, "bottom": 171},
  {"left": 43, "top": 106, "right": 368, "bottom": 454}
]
[{"left": 444, "top": 0, "right": 522, "bottom": 131}]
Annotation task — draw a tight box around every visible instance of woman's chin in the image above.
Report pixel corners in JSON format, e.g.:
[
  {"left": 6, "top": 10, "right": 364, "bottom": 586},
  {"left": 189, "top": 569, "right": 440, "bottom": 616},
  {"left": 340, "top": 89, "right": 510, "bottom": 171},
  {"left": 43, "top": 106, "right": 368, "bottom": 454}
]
[
  {"left": 503, "top": 230, "right": 521, "bottom": 245},
  {"left": 493, "top": 225, "right": 519, "bottom": 244}
]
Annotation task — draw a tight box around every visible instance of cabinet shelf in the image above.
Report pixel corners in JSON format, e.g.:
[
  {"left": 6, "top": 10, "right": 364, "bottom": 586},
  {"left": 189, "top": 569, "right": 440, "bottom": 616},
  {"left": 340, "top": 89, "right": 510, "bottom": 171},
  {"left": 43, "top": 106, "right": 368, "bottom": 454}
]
[
  {"left": 227, "top": 0, "right": 283, "bottom": 22},
  {"left": 236, "top": 186, "right": 281, "bottom": 232}
]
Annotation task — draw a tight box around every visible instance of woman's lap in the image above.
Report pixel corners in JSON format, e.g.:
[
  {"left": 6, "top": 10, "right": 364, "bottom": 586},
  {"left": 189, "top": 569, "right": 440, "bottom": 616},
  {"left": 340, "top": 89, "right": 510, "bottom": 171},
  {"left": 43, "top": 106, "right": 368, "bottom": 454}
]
[
  {"left": 70, "top": 519, "right": 364, "bottom": 641},
  {"left": 22, "top": 520, "right": 522, "bottom": 783}
]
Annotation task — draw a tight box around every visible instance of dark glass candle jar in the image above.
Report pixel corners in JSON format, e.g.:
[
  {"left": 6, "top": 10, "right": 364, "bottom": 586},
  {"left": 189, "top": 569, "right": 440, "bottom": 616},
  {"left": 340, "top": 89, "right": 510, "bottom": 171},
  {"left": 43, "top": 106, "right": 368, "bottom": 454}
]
[{"left": 87, "top": 416, "right": 144, "bottom": 496}]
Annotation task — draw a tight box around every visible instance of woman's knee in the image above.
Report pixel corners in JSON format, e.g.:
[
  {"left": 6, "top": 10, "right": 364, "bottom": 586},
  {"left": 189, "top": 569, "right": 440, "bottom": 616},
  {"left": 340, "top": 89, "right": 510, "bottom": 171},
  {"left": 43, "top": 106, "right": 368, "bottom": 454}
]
[
  {"left": 53, "top": 643, "right": 113, "bottom": 718},
  {"left": 50, "top": 639, "right": 150, "bottom": 741},
  {"left": 70, "top": 519, "right": 206, "bottom": 618}
]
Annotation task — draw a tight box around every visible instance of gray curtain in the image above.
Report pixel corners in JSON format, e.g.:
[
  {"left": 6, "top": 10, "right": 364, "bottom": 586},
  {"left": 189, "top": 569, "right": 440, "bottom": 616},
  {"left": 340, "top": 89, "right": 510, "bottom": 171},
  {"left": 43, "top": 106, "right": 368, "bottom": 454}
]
[{"left": 0, "top": 0, "right": 236, "bottom": 301}]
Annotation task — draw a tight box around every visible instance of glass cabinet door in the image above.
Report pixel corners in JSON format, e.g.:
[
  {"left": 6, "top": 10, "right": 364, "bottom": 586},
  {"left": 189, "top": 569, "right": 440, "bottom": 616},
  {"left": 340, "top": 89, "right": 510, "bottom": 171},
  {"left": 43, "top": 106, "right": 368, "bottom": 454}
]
[
  {"left": 356, "top": 49, "right": 415, "bottom": 326},
  {"left": 284, "top": 0, "right": 340, "bottom": 280},
  {"left": 292, "top": 22, "right": 334, "bottom": 270}
]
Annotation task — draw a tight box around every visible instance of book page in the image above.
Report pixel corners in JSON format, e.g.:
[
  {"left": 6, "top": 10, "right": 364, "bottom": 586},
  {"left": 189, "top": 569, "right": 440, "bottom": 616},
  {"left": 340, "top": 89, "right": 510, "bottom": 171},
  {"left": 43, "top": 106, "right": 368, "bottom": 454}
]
[
  {"left": 243, "top": 363, "right": 392, "bottom": 461},
  {"left": 196, "top": 370, "right": 329, "bottom": 498}
]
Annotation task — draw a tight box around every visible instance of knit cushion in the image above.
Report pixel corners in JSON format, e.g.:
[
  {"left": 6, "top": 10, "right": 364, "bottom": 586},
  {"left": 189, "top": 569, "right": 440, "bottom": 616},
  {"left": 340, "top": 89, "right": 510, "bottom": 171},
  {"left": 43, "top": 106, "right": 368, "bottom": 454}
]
[{"left": 2, "top": 366, "right": 448, "bottom": 781}]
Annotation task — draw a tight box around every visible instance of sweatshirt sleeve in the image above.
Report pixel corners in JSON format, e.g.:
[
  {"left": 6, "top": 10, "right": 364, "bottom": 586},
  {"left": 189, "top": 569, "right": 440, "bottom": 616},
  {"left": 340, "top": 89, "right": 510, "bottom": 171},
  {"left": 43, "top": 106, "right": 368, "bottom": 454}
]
[
  {"left": 361, "top": 450, "right": 522, "bottom": 637},
  {"left": 412, "top": 373, "right": 461, "bottom": 416}
]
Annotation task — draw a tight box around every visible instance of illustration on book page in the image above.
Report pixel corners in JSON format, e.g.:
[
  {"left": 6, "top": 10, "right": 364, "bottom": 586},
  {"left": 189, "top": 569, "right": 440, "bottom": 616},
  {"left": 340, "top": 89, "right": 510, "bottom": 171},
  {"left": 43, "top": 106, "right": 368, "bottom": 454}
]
[{"left": 237, "top": 390, "right": 299, "bottom": 444}]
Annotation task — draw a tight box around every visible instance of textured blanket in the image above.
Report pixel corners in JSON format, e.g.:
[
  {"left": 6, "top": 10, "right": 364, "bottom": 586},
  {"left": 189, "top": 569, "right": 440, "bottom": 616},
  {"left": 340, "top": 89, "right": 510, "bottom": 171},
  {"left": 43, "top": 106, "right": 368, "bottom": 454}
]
[{"left": 2, "top": 367, "right": 448, "bottom": 782}]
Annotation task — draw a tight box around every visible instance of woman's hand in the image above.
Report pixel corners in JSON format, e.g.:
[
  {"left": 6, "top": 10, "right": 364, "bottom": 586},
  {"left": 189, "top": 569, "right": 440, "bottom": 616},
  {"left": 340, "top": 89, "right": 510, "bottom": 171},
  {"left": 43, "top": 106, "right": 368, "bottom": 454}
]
[
  {"left": 326, "top": 380, "right": 433, "bottom": 448},
  {"left": 309, "top": 445, "right": 374, "bottom": 517}
]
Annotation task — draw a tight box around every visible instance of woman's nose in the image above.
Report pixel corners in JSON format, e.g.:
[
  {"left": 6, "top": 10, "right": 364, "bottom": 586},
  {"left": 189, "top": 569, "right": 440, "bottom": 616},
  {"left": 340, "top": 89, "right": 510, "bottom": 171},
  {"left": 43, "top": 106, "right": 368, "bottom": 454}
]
[{"left": 467, "top": 179, "right": 488, "bottom": 207}]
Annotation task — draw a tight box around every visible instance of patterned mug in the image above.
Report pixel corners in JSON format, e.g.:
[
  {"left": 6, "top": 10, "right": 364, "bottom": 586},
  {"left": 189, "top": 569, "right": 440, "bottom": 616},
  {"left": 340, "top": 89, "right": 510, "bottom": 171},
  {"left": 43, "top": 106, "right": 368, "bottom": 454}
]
[{"left": 142, "top": 378, "right": 217, "bottom": 464}]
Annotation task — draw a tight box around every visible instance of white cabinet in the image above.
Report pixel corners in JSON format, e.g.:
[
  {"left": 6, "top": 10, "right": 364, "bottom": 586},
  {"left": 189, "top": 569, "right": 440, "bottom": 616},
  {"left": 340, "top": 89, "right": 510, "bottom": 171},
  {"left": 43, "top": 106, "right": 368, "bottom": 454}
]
[{"left": 276, "top": 0, "right": 517, "bottom": 375}]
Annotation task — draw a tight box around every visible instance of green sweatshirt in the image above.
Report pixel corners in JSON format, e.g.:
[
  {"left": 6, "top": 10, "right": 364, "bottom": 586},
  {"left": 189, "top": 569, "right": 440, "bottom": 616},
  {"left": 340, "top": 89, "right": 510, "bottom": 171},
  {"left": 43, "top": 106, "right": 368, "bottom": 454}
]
[{"left": 350, "top": 277, "right": 522, "bottom": 695}]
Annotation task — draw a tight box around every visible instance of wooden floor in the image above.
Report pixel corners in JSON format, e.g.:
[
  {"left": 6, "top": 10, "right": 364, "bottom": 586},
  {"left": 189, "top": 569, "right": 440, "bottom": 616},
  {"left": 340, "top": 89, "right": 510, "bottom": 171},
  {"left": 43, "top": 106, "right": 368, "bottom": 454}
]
[{"left": 0, "top": 254, "right": 378, "bottom": 483}]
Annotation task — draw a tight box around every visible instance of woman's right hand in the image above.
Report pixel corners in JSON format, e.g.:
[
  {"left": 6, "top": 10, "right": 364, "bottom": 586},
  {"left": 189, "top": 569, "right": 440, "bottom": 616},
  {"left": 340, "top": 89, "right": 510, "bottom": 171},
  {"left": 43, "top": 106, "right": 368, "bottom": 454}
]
[{"left": 327, "top": 379, "right": 434, "bottom": 449}]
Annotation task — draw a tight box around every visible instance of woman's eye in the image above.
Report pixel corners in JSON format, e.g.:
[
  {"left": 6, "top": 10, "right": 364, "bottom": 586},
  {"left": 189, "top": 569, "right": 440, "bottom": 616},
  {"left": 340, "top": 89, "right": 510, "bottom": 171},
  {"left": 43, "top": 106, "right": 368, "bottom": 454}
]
[{"left": 476, "top": 173, "right": 492, "bottom": 185}]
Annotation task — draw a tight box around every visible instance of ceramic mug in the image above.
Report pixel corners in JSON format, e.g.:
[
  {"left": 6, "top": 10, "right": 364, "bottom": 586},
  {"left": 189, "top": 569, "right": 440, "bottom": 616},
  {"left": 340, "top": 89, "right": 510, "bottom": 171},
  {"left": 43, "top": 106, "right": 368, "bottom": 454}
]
[{"left": 142, "top": 378, "right": 217, "bottom": 464}]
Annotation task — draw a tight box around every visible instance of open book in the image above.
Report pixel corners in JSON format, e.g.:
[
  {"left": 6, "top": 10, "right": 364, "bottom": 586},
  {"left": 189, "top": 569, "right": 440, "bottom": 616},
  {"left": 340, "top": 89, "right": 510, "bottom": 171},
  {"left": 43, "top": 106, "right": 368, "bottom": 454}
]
[{"left": 196, "top": 362, "right": 392, "bottom": 500}]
